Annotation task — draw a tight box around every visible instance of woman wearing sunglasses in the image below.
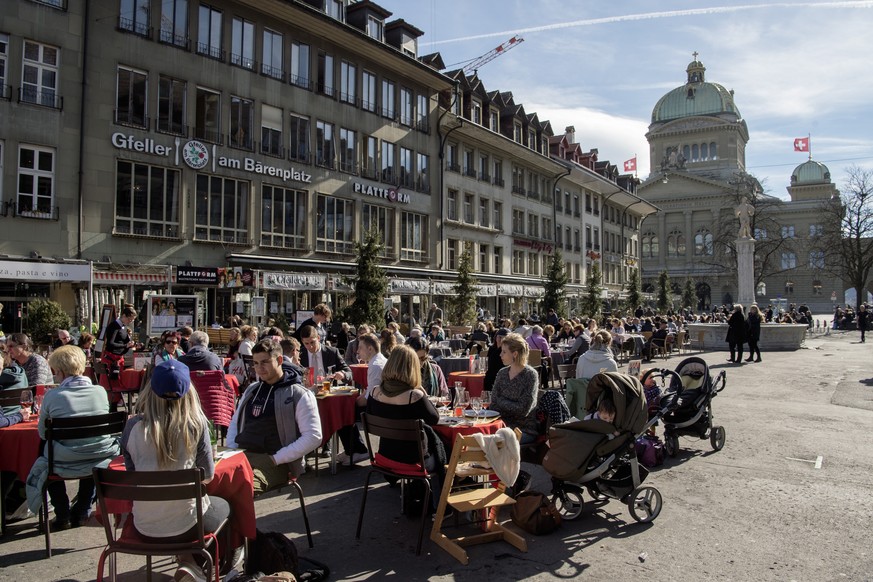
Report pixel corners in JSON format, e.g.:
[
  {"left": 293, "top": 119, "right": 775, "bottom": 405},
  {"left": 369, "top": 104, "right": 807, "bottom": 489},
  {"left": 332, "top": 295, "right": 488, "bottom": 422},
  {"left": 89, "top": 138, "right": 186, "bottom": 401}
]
[{"left": 153, "top": 330, "right": 185, "bottom": 367}]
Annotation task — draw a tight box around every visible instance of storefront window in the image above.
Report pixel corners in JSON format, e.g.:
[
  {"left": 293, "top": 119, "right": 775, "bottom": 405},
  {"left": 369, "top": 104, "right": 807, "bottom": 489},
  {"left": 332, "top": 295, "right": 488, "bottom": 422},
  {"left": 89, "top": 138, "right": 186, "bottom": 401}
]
[{"left": 115, "top": 160, "right": 180, "bottom": 238}]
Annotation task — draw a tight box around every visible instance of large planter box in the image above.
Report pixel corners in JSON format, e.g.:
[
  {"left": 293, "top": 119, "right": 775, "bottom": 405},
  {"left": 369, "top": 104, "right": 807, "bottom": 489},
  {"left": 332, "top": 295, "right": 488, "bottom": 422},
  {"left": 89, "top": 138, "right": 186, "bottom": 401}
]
[{"left": 687, "top": 323, "right": 808, "bottom": 351}]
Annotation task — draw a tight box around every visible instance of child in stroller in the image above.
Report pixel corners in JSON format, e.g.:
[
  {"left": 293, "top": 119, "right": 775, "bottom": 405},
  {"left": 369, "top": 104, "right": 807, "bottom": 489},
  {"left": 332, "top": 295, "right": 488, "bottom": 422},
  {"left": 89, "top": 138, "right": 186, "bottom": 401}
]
[
  {"left": 542, "top": 372, "right": 670, "bottom": 524},
  {"left": 641, "top": 356, "right": 727, "bottom": 457}
]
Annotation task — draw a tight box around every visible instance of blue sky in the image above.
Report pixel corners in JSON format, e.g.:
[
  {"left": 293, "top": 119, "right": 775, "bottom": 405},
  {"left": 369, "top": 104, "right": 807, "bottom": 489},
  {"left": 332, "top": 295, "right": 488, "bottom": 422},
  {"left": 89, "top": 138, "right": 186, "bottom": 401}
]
[{"left": 376, "top": 1, "right": 873, "bottom": 199}]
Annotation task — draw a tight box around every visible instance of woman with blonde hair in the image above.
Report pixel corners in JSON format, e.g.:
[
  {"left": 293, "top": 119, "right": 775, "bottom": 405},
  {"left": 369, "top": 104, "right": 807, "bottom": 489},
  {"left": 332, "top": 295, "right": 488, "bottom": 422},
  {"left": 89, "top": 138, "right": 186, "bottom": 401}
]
[
  {"left": 379, "top": 328, "right": 397, "bottom": 359},
  {"left": 122, "top": 360, "right": 231, "bottom": 582},
  {"left": 575, "top": 330, "right": 618, "bottom": 380},
  {"left": 490, "top": 333, "right": 539, "bottom": 444},
  {"left": 745, "top": 304, "right": 763, "bottom": 363},
  {"left": 365, "top": 345, "right": 442, "bottom": 506}
]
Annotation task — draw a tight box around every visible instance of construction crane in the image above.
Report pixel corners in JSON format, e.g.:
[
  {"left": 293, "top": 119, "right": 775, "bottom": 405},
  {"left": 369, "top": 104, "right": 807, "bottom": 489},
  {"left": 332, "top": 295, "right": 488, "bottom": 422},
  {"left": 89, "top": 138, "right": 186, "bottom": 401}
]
[{"left": 461, "top": 35, "right": 525, "bottom": 75}]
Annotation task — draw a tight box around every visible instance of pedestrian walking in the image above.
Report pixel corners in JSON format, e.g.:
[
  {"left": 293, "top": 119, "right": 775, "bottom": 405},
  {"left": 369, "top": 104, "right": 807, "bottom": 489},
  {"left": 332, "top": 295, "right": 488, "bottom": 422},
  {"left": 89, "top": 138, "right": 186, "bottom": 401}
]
[{"left": 858, "top": 305, "right": 869, "bottom": 343}]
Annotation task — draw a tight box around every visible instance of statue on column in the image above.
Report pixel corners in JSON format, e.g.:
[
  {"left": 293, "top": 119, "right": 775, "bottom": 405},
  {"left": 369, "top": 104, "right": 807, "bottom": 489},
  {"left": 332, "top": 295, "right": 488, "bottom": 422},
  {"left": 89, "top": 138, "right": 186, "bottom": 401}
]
[{"left": 735, "top": 198, "right": 755, "bottom": 239}]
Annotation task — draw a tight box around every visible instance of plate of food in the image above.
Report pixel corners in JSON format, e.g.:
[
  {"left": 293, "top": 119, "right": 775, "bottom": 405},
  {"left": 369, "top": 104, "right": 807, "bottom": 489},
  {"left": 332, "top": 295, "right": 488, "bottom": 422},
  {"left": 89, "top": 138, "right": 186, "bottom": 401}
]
[
  {"left": 330, "top": 386, "right": 357, "bottom": 394},
  {"left": 463, "top": 409, "right": 500, "bottom": 419}
]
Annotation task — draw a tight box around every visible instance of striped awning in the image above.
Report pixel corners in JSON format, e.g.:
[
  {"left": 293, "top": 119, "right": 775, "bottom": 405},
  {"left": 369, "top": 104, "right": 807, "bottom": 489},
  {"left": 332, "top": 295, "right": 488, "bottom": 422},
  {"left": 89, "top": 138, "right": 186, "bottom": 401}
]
[{"left": 93, "top": 271, "right": 171, "bottom": 285}]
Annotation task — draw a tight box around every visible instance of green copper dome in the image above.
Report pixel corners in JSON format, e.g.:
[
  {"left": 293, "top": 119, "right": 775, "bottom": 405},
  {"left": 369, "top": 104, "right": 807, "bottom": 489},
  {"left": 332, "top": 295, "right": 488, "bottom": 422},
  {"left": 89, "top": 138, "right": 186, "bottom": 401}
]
[
  {"left": 791, "top": 160, "right": 831, "bottom": 184},
  {"left": 651, "top": 58, "right": 742, "bottom": 123}
]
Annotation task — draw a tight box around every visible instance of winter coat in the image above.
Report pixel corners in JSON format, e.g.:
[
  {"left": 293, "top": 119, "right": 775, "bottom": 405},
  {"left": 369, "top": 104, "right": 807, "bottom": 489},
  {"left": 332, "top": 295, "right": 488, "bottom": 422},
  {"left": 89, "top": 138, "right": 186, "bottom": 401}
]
[{"left": 726, "top": 311, "right": 747, "bottom": 343}]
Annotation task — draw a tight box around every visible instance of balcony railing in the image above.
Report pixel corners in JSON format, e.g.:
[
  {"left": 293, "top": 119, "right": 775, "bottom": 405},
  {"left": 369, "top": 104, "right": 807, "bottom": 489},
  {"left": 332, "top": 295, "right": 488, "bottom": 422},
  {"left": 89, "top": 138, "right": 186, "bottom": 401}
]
[
  {"left": 114, "top": 109, "right": 149, "bottom": 129},
  {"left": 261, "top": 63, "right": 284, "bottom": 80},
  {"left": 229, "top": 134, "right": 254, "bottom": 152},
  {"left": 118, "top": 16, "right": 151, "bottom": 38},
  {"left": 492, "top": 176, "right": 505, "bottom": 187},
  {"left": 196, "top": 42, "right": 224, "bottom": 62},
  {"left": 11, "top": 202, "right": 59, "bottom": 221},
  {"left": 193, "top": 127, "right": 223, "bottom": 144},
  {"left": 230, "top": 53, "right": 256, "bottom": 70},
  {"left": 511, "top": 185, "right": 526, "bottom": 195},
  {"left": 159, "top": 29, "right": 190, "bottom": 50},
  {"left": 446, "top": 162, "right": 460, "bottom": 173},
  {"left": 463, "top": 167, "right": 477, "bottom": 178},
  {"left": 478, "top": 171, "right": 490, "bottom": 182},
  {"left": 155, "top": 118, "right": 188, "bottom": 137},
  {"left": 19, "top": 87, "right": 62, "bottom": 110},
  {"left": 261, "top": 141, "right": 284, "bottom": 158}
]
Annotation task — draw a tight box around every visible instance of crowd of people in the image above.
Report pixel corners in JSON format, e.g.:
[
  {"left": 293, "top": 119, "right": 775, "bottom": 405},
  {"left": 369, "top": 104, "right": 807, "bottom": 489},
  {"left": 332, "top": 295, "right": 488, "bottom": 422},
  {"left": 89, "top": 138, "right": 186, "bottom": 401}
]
[{"left": 0, "top": 296, "right": 847, "bottom": 580}]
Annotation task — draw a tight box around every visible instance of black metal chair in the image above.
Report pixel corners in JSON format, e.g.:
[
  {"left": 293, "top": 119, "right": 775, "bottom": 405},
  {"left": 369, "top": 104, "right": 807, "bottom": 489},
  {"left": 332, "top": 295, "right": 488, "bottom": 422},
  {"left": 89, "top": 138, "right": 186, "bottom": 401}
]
[
  {"left": 92, "top": 466, "right": 228, "bottom": 582},
  {"left": 42, "top": 412, "right": 127, "bottom": 557},
  {"left": 356, "top": 413, "right": 435, "bottom": 555}
]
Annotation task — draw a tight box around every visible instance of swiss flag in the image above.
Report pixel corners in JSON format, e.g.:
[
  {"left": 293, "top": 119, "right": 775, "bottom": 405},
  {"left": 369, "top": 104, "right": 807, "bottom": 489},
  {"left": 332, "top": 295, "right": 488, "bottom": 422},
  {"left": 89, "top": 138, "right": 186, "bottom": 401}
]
[
  {"left": 794, "top": 137, "right": 809, "bottom": 152},
  {"left": 624, "top": 157, "right": 637, "bottom": 172}
]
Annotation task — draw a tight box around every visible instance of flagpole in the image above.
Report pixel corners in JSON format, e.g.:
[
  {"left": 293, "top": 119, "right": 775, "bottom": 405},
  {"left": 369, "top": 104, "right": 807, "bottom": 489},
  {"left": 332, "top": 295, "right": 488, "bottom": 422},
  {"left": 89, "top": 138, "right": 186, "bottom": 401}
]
[
  {"left": 634, "top": 154, "right": 638, "bottom": 178},
  {"left": 808, "top": 133, "right": 811, "bottom": 161}
]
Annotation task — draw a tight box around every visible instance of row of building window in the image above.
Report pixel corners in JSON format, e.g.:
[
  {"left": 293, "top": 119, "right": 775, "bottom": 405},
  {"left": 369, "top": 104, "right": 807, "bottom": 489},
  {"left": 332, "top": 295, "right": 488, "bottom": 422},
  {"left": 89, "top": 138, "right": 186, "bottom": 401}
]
[
  {"left": 114, "top": 67, "right": 430, "bottom": 191},
  {"left": 453, "top": 92, "right": 551, "bottom": 156},
  {"left": 118, "top": 2, "right": 427, "bottom": 128},
  {"left": 446, "top": 190, "right": 503, "bottom": 229}
]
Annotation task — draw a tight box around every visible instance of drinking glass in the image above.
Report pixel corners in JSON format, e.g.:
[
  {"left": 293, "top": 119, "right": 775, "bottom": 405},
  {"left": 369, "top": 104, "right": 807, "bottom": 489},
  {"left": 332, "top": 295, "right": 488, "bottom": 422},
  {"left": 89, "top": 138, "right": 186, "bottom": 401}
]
[
  {"left": 470, "top": 397, "right": 483, "bottom": 421},
  {"left": 481, "top": 391, "right": 491, "bottom": 410},
  {"left": 20, "top": 389, "right": 33, "bottom": 413}
]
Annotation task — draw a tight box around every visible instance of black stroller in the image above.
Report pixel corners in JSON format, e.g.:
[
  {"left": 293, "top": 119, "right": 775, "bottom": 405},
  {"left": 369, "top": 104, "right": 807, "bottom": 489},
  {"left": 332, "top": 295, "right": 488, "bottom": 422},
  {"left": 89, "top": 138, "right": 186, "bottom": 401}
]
[
  {"left": 641, "top": 356, "right": 727, "bottom": 457},
  {"left": 543, "top": 372, "right": 669, "bottom": 524}
]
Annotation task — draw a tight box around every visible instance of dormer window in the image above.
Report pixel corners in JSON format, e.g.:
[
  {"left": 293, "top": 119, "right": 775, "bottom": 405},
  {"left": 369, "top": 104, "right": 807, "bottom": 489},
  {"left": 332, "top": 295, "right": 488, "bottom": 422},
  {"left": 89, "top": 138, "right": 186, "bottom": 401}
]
[
  {"left": 367, "top": 16, "right": 383, "bottom": 41},
  {"left": 528, "top": 129, "right": 536, "bottom": 150},
  {"left": 514, "top": 122, "right": 522, "bottom": 143},
  {"left": 471, "top": 100, "right": 482, "bottom": 124},
  {"left": 326, "top": 0, "right": 344, "bottom": 22},
  {"left": 489, "top": 108, "right": 499, "bottom": 132}
]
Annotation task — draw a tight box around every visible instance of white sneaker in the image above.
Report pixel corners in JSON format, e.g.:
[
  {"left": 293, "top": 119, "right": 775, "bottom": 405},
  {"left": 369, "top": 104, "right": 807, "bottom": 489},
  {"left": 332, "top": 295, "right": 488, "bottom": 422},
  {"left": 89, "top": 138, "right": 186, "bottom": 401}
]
[
  {"left": 8, "top": 501, "right": 33, "bottom": 522},
  {"left": 173, "top": 563, "right": 207, "bottom": 582},
  {"left": 335, "top": 452, "right": 350, "bottom": 464},
  {"left": 350, "top": 452, "right": 370, "bottom": 464}
]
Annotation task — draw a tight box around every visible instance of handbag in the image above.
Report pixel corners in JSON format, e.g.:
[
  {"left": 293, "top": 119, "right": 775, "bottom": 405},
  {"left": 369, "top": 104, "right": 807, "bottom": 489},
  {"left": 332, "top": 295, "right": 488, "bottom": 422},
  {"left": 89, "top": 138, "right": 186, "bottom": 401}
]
[{"left": 509, "top": 491, "right": 562, "bottom": 535}]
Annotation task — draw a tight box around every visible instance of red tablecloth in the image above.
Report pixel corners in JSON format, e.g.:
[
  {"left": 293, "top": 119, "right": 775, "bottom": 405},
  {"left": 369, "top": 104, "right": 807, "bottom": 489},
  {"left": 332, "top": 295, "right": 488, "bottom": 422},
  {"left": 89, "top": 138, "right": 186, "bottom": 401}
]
[
  {"left": 316, "top": 392, "right": 358, "bottom": 447},
  {"left": 0, "top": 420, "right": 42, "bottom": 480},
  {"left": 447, "top": 372, "right": 486, "bottom": 397},
  {"left": 433, "top": 418, "right": 505, "bottom": 448},
  {"left": 98, "top": 369, "right": 145, "bottom": 392},
  {"left": 101, "top": 453, "right": 257, "bottom": 548},
  {"left": 350, "top": 364, "right": 368, "bottom": 390}
]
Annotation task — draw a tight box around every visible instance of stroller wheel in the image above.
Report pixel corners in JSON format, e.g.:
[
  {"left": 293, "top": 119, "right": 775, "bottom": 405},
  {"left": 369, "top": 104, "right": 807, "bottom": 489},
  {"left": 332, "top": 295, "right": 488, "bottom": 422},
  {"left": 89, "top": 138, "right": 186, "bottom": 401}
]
[
  {"left": 628, "top": 485, "right": 662, "bottom": 523},
  {"left": 551, "top": 485, "right": 585, "bottom": 521},
  {"left": 710, "top": 425, "right": 726, "bottom": 451},
  {"left": 664, "top": 434, "right": 679, "bottom": 457}
]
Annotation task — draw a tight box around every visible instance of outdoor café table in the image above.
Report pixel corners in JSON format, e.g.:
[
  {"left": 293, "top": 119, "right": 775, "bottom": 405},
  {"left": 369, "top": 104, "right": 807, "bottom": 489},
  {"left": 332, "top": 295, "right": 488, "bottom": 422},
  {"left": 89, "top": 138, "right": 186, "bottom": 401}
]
[
  {"left": 349, "top": 364, "right": 369, "bottom": 391},
  {"left": 0, "top": 418, "right": 41, "bottom": 481},
  {"left": 447, "top": 339, "right": 467, "bottom": 351},
  {"left": 428, "top": 346, "right": 452, "bottom": 359},
  {"left": 99, "top": 368, "right": 145, "bottom": 409},
  {"left": 433, "top": 416, "right": 505, "bottom": 448},
  {"left": 437, "top": 356, "right": 471, "bottom": 378},
  {"left": 315, "top": 388, "right": 358, "bottom": 474},
  {"left": 100, "top": 451, "right": 257, "bottom": 550},
  {"left": 446, "top": 371, "right": 486, "bottom": 398}
]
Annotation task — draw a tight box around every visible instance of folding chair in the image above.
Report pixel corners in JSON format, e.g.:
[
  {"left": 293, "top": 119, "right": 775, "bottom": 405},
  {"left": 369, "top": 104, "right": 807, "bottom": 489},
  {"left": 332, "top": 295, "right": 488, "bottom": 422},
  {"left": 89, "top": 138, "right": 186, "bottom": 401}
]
[
  {"left": 92, "top": 467, "right": 228, "bottom": 582},
  {"left": 356, "top": 413, "right": 436, "bottom": 555},
  {"left": 263, "top": 471, "right": 314, "bottom": 549},
  {"left": 42, "top": 412, "right": 127, "bottom": 557}
]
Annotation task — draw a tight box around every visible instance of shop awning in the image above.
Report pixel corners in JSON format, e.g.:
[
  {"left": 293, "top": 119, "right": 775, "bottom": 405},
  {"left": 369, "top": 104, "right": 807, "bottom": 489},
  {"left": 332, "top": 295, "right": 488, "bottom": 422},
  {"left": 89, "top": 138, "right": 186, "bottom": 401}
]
[
  {"left": 388, "top": 279, "right": 431, "bottom": 294},
  {"left": 262, "top": 272, "right": 327, "bottom": 291},
  {"left": 93, "top": 271, "right": 170, "bottom": 285},
  {"left": 0, "top": 260, "right": 91, "bottom": 282},
  {"left": 498, "top": 283, "right": 524, "bottom": 296}
]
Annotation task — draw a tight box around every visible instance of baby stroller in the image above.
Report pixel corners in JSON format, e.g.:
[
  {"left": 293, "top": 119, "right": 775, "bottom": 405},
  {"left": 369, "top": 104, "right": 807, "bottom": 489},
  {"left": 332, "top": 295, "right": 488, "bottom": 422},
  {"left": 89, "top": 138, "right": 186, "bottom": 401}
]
[
  {"left": 641, "top": 356, "right": 727, "bottom": 457},
  {"left": 543, "top": 372, "right": 670, "bottom": 524}
]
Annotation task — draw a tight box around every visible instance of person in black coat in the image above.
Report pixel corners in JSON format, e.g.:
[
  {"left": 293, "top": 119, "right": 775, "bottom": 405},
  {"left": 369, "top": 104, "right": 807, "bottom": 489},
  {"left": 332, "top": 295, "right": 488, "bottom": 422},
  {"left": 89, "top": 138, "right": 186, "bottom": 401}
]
[
  {"left": 483, "top": 328, "right": 509, "bottom": 393},
  {"left": 725, "top": 304, "right": 747, "bottom": 363},
  {"left": 858, "top": 305, "right": 869, "bottom": 343},
  {"left": 745, "top": 304, "right": 763, "bottom": 362}
]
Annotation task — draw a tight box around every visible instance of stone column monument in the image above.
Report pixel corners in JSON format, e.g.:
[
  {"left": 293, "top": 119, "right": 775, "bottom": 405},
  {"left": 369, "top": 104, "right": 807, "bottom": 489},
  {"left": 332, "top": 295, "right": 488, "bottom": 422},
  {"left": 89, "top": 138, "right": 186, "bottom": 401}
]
[{"left": 735, "top": 199, "right": 755, "bottom": 306}]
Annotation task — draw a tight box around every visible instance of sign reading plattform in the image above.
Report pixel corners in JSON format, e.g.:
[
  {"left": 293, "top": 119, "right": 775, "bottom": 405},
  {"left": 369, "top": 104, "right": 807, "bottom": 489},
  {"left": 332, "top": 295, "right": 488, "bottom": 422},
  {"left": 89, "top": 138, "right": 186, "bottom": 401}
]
[{"left": 111, "top": 132, "right": 312, "bottom": 185}]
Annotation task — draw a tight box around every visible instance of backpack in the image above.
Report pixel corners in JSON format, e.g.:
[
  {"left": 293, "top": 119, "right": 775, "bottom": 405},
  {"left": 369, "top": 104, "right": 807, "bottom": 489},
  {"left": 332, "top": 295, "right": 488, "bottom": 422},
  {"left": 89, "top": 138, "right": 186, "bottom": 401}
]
[
  {"left": 635, "top": 434, "right": 664, "bottom": 468},
  {"left": 246, "top": 530, "right": 330, "bottom": 582},
  {"left": 509, "top": 491, "right": 562, "bottom": 535}
]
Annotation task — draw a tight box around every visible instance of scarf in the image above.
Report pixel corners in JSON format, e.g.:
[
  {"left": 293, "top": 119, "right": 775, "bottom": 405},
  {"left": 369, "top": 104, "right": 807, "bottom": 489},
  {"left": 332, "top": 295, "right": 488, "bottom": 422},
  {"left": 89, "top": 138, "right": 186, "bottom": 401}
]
[{"left": 380, "top": 378, "right": 414, "bottom": 398}]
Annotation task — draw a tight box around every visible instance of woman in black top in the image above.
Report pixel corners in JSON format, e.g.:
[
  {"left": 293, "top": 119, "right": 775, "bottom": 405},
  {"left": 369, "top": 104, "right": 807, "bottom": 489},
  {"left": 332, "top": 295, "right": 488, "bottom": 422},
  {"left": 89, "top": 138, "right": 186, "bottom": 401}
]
[
  {"left": 365, "top": 344, "right": 445, "bottom": 513},
  {"left": 745, "top": 304, "right": 763, "bottom": 362},
  {"left": 104, "top": 306, "right": 136, "bottom": 358},
  {"left": 726, "top": 304, "right": 747, "bottom": 363}
]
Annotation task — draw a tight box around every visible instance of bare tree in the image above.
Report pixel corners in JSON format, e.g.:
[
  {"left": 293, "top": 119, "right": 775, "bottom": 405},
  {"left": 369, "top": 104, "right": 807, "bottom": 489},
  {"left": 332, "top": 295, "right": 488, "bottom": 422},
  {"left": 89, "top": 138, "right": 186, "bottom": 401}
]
[
  {"left": 704, "top": 172, "right": 794, "bottom": 290},
  {"left": 815, "top": 166, "right": 873, "bottom": 311}
]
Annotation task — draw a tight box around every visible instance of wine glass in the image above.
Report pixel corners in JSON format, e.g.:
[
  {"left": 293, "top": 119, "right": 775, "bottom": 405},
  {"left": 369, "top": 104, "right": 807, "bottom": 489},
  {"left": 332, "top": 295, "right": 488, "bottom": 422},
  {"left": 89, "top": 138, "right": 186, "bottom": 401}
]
[
  {"left": 481, "top": 391, "right": 491, "bottom": 410},
  {"left": 470, "top": 397, "right": 483, "bottom": 421},
  {"left": 457, "top": 390, "right": 470, "bottom": 414},
  {"left": 20, "top": 389, "right": 33, "bottom": 414}
]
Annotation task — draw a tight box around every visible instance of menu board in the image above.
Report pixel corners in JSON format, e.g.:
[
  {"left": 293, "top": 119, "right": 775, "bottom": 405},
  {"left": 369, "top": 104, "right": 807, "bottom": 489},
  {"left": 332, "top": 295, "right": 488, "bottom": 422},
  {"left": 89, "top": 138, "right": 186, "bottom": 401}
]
[{"left": 147, "top": 295, "right": 199, "bottom": 335}]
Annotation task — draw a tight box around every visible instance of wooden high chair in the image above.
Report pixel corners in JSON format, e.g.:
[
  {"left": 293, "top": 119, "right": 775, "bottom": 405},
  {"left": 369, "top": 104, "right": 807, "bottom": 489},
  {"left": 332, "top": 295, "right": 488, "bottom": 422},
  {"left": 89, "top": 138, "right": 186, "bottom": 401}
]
[{"left": 430, "top": 430, "right": 527, "bottom": 565}]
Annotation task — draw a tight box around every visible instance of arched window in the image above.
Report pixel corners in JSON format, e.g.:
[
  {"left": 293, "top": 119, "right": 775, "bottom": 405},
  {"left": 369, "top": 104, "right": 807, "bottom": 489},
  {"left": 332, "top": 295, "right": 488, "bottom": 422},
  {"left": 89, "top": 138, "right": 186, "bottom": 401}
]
[
  {"left": 701, "top": 142, "right": 708, "bottom": 161},
  {"left": 642, "top": 231, "right": 658, "bottom": 258},
  {"left": 682, "top": 145, "right": 690, "bottom": 161},
  {"left": 667, "top": 229, "right": 684, "bottom": 257},
  {"left": 709, "top": 142, "right": 717, "bottom": 160},
  {"left": 691, "top": 144, "right": 699, "bottom": 162},
  {"left": 694, "top": 228, "right": 713, "bottom": 255}
]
